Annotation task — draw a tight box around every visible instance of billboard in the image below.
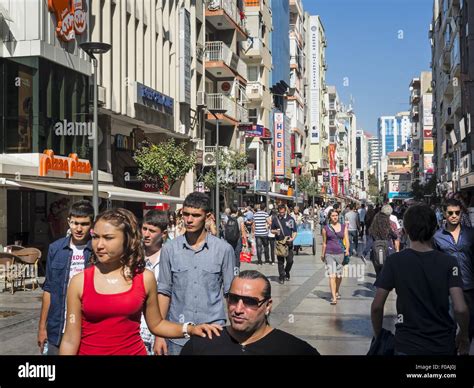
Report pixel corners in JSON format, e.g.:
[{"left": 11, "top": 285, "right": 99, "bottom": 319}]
[
  {"left": 328, "top": 143, "right": 337, "bottom": 173},
  {"left": 423, "top": 139, "right": 434, "bottom": 153},
  {"left": 309, "top": 17, "right": 320, "bottom": 144}
]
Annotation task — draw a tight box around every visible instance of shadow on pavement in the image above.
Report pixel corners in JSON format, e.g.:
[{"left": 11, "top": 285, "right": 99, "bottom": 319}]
[{"left": 312, "top": 289, "right": 332, "bottom": 301}]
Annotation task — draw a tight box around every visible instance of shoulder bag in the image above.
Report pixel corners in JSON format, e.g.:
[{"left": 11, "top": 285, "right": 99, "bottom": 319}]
[
  {"left": 329, "top": 224, "right": 350, "bottom": 265},
  {"left": 275, "top": 217, "right": 289, "bottom": 258}
]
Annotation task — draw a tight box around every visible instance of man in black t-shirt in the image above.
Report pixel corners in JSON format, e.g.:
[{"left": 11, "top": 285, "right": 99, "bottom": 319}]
[
  {"left": 371, "top": 204, "right": 470, "bottom": 355},
  {"left": 180, "top": 270, "right": 319, "bottom": 355}
]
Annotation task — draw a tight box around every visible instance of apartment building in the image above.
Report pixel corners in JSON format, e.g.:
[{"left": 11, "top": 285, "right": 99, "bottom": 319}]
[
  {"left": 431, "top": 0, "right": 463, "bottom": 193},
  {"left": 305, "top": 13, "right": 328, "bottom": 182},
  {"left": 355, "top": 130, "right": 369, "bottom": 200},
  {"left": 287, "top": 0, "right": 306, "bottom": 173},
  {"left": 377, "top": 112, "right": 411, "bottom": 157},
  {"left": 409, "top": 72, "right": 434, "bottom": 184},
  {"left": 368, "top": 136, "right": 381, "bottom": 170},
  {"left": 240, "top": 0, "right": 273, "bottom": 185}
]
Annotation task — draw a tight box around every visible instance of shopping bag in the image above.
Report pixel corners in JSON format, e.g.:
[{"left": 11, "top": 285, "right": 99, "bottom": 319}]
[{"left": 240, "top": 250, "right": 252, "bottom": 263}]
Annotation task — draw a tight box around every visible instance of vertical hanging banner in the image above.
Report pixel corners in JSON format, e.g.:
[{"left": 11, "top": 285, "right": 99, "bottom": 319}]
[
  {"left": 274, "top": 112, "right": 285, "bottom": 177},
  {"left": 179, "top": 8, "right": 191, "bottom": 104},
  {"left": 309, "top": 16, "right": 320, "bottom": 144}
]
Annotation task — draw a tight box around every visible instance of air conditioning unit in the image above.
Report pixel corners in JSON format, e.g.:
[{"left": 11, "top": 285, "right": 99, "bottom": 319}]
[
  {"left": 197, "top": 91, "right": 207, "bottom": 107},
  {"left": 203, "top": 150, "right": 216, "bottom": 166},
  {"left": 460, "top": 154, "right": 471, "bottom": 176}
]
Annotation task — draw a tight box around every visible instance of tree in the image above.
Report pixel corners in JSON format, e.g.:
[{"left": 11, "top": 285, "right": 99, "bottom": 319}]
[
  {"left": 368, "top": 173, "right": 379, "bottom": 200},
  {"left": 201, "top": 149, "right": 248, "bottom": 209},
  {"left": 133, "top": 138, "right": 196, "bottom": 194},
  {"left": 297, "top": 173, "right": 319, "bottom": 198}
]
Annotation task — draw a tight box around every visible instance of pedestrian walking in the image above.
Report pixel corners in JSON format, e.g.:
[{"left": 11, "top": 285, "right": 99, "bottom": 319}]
[
  {"left": 271, "top": 205, "right": 297, "bottom": 284},
  {"left": 156, "top": 192, "right": 235, "bottom": 355},
  {"left": 358, "top": 204, "right": 367, "bottom": 238},
  {"left": 433, "top": 198, "right": 474, "bottom": 344},
  {"left": 253, "top": 204, "right": 271, "bottom": 265},
  {"left": 139, "top": 210, "right": 168, "bottom": 355},
  {"left": 345, "top": 203, "right": 361, "bottom": 256},
  {"left": 321, "top": 209, "right": 349, "bottom": 305},
  {"left": 38, "top": 200, "right": 94, "bottom": 355},
  {"left": 181, "top": 270, "right": 320, "bottom": 355},
  {"left": 371, "top": 204, "right": 470, "bottom": 355},
  {"left": 59, "top": 208, "right": 222, "bottom": 355}
]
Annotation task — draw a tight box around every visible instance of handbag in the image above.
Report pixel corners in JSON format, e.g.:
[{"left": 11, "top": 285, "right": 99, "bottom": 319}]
[
  {"left": 329, "top": 224, "right": 350, "bottom": 265},
  {"left": 275, "top": 217, "right": 289, "bottom": 258}
]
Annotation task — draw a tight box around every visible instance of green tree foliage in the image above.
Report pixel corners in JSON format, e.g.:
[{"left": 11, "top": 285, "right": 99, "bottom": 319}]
[
  {"left": 133, "top": 139, "right": 196, "bottom": 193},
  {"left": 297, "top": 173, "right": 319, "bottom": 196}
]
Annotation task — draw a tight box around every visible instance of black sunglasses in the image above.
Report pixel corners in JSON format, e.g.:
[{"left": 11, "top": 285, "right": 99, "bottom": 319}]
[
  {"left": 225, "top": 292, "right": 269, "bottom": 309},
  {"left": 447, "top": 211, "right": 461, "bottom": 216}
]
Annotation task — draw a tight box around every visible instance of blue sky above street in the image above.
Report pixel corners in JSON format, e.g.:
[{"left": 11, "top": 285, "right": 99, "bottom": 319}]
[{"left": 303, "top": 0, "right": 433, "bottom": 135}]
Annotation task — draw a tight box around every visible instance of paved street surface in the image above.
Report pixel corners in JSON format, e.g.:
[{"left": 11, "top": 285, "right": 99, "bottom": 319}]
[{"left": 1, "top": 232, "right": 472, "bottom": 355}]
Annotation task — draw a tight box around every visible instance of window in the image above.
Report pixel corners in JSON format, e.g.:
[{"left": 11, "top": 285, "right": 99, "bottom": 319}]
[
  {"left": 249, "top": 108, "right": 258, "bottom": 124},
  {"left": 248, "top": 66, "right": 259, "bottom": 82}
]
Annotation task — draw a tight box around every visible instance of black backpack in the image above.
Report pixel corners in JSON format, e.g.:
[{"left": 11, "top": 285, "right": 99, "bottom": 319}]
[
  {"left": 225, "top": 216, "right": 240, "bottom": 244},
  {"left": 370, "top": 239, "right": 389, "bottom": 275}
]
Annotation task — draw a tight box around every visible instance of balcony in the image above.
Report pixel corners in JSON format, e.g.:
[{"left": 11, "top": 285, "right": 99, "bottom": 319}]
[
  {"left": 290, "top": 117, "right": 305, "bottom": 136},
  {"left": 289, "top": 0, "right": 304, "bottom": 17},
  {"left": 410, "top": 89, "right": 420, "bottom": 104},
  {"left": 243, "top": 0, "right": 272, "bottom": 29},
  {"left": 206, "top": 0, "right": 248, "bottom": 41},
  {"left": 411, "top": 105, "right": 419, "bottom": 120},
  {"left": 206, "top": 93, "right": 249, "bottom": 125},
  {"left": 240, "top": 37, "right": 271, "bottom": 69},
  {"left": 451, "top": 50, "right": 461, "bottom": 78},
  {"left": 196, "top": 43, "right": 205, "bottom": 63},
  {"left": 289, "top": 24, "right": 304, "bottom": 46},
  {"left": 205, "top": 41, "right": 248, "bottom": 80}
]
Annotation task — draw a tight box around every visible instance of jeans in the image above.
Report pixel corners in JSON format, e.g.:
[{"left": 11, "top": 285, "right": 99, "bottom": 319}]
[
  {"left": 277, "top": 243, "right": 294, "bottom": 279},
  {"left": 463, "top": 289, "right": 474, "bottom": 342},
  {"left": 166, "top": 340, "right": 185, "bottom": 355},
  {"left": 359, "top": 222, "right": 365, "bottom": 237},
  {"left": 268, "top": 237, "right": 275, "bottom": 263},
  {"left": 229, "top": 238, "right": 242, "bottom": 269},
  {"left": 256, "top": 236, "right": 270, "bottom": 264},
  {"left": 349, "top": 230, "right": 359, "bottom": 255}
]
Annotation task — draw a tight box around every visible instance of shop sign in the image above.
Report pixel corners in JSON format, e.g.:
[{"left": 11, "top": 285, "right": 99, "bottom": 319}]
[
  {"left": 142, "top": 182, "right": 170, "bottom": 211},
  {"left": 39, "top": 150, "right": 91, "bottom": 179},
  {"left": 136, "top": 82, "right": 174, "bottom": 115},
  {"left": 48, "top": 0, "right": 87, "bottom": 42}
]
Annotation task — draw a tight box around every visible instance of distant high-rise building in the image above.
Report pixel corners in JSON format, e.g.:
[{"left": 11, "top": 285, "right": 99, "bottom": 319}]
[
  {"left": 367, "top": 136, "right": 381, "bottom": 169},
  {"left": 378, "top": 112, "right": 411, "bottom": 156}
]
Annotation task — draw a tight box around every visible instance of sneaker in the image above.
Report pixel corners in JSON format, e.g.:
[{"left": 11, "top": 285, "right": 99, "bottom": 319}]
[
  {"left": 285, "top": 274, "right": 290, "bottom": 281},
  {"left": 278, "top": 278, "right": 285, "bottom": 284},
  {"left": 271, "top": 262, "right": 275, "bottom": 266}
]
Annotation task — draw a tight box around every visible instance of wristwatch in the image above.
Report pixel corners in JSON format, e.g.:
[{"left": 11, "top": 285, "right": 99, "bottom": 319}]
[{"left": 182, "top": 322, "right": 195, "bottom": 339}]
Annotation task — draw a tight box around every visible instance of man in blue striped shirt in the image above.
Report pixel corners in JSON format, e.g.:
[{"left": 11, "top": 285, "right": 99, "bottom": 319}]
[{"left": 253, "top": 204, "right": 271, "bottom": 266}]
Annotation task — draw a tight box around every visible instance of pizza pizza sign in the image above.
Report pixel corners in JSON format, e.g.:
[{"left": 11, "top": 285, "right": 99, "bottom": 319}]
[{"left": 48, "top": 0, "right": 87, "bottom": 42}]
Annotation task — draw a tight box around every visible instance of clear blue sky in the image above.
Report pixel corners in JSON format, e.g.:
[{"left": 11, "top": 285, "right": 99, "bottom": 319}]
[{"left": 302, "top": 0, "right": 433, "bottom": 135}]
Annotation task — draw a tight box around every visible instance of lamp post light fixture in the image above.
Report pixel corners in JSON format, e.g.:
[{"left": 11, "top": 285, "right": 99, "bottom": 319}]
[{"left": 80, "top": 42, "right": 111, "bottom": 217}]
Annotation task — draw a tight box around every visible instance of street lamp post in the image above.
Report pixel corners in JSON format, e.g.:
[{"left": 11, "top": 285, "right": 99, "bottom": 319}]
[
  {"left": 80, "top": 42, "right": 111, "bottom": 218},
  {"left": 294, "top": 152, "right": 302, "bottom": 206},
  {"left": 207, "top": 108, "right": 227, "bottom": 234}
]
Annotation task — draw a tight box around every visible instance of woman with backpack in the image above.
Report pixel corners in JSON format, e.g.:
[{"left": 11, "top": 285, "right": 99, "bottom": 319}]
[
  {"left": 321, "top": 209, "right": 350, "bottom": 305},
  {"left": 363, "top": 212, "right": 400, "bottom": 277}
]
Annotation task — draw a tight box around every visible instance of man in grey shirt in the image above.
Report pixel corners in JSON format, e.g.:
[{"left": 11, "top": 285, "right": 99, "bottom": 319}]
[
  {"left": 345, "top": 203, "right": 361, "bottom": 256},
  {"left": 156, "top": 192, "right": 236, "bottom": 355}
]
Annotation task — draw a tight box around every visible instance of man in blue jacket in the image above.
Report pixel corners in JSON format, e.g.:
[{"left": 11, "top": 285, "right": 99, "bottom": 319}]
[{"left": 37, "top": 200, "right": 94, "bottom": 355}]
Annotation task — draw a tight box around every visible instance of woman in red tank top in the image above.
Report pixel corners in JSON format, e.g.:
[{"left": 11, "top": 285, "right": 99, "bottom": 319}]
[{"left": 59, "top": 208, "right": 222, "bottom": 355}]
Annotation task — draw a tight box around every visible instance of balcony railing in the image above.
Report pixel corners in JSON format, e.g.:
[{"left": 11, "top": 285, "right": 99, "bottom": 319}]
[
  {"left": 207, "top": 0, "right": 246, "bottom": 30},
  {"left": 205, "top": 41, "right": 247, "bottom": 78},
  {"left": 207, "top": 93, "right": 248, "bottom": 123}
]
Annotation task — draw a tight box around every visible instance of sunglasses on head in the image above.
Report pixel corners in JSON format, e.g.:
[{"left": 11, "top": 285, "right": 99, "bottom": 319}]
[
  {"left": 447, "top": 211, "right": 461, "bottom": 216},
  {"left": 225, "top": 292, "right": 269, "bottom": 309}
]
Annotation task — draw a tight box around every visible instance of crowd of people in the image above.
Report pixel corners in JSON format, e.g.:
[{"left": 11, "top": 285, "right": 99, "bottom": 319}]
[
  {"left": 36, "top": 191, "right": 474, "bottom": 356},
  {"left": 38, "top": 194, "right": 319, "bottom": 356}
]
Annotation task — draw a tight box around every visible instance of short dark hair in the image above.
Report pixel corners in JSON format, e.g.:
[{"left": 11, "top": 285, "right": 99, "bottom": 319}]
[
  {"left": 233, "top": 270, "right": 271, "bottom": 300},
  {"left": 69, "top": 200, "right": 94, "bottom": 221},
  {"left": 349, "top": 203, "right": 354, "bottom": 210},
  {"left": 259, "top": 203, "right": 266, "bottom": 211},
  {"left": 333, "top": 203, "right": 340, "bottom": 210},
  {"left": 443, "top": 199, "right": 462, "bottom": 211},
  {"left": 143, "top": 210, "right": 168, "bottom": 232},
  {"left": 230, "top": 205, "right": 238, "bottom": 214},
  {"left": 403, "top": 204, "right": 437, "bottom": 243},
  {"left": 183, "top": 192, "right": 211, "bottom": 213},
  {"left": 278, "top": 204, "right": 286, "bottom": 211}
]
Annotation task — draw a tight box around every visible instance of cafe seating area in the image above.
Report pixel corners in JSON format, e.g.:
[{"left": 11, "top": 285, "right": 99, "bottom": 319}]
[{"left": 0, "top": 246, "right": 42, "bottom": 294}]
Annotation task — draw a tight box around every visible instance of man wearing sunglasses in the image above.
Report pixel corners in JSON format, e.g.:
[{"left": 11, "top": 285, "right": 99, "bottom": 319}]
[
  {"left": 180, "top": 270, "right": 319, "bottom": 355},
  {"left": 433, "top": 198, "right": 474, "bottom": 346}
]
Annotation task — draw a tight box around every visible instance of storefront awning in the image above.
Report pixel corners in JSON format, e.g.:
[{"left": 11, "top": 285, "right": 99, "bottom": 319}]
[
  {"left": 0, "top": 179, "right": 184, "bottom": 204},
  {"left": 256, "top": 191, "right": 296, "bottom": 201}
]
